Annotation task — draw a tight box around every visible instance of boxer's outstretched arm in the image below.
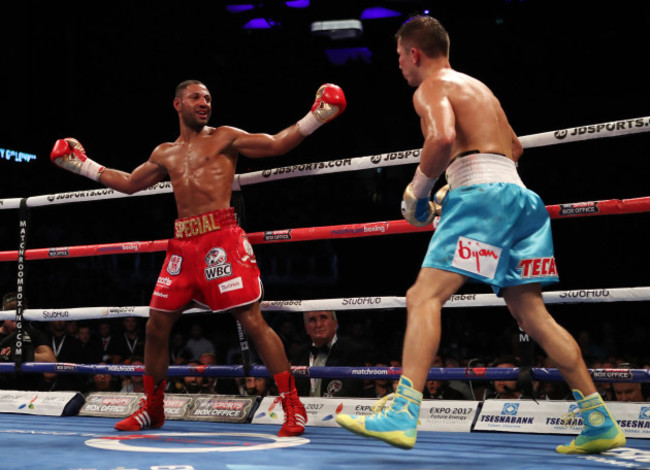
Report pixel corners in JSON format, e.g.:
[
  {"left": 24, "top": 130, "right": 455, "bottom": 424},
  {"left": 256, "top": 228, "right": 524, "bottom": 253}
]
[
  {"left": 227, "top": 126, "right": 305, "bottom": 159},
  {"left": 51, "top": 137, "right": 167, "bottom": 194},
  {"left": 231, "top": 83, "right": 346, "bottom": 159},
  {"left": 98, "top": 160, "right": 167, "bottom": 195}
]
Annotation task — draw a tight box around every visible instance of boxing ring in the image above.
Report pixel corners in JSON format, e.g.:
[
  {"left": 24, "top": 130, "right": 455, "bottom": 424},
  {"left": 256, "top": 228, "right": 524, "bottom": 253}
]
[{"left": 1, "top": 116, "right": 650, "bottom": 469}]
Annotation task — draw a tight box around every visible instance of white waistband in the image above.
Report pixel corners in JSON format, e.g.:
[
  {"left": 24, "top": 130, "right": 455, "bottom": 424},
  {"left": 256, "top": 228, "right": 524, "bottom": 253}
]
[{"left": 446, "top": 153, "right": 525, "bottom": 189}]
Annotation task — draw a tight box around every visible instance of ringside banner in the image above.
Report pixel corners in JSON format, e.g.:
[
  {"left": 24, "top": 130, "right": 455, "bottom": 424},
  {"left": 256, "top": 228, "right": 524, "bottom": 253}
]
[
  {"left": 80, "top": 392, "right": 258, "bottom": 424},
  {"left": 0, "top": 390, "right": 83, "bottom": 416},
  {"left": 252, "top": 397, "right": 478, "bottom": 432},
  {"left": 476, "top": 399, "right": 650, "bottom": 439}
]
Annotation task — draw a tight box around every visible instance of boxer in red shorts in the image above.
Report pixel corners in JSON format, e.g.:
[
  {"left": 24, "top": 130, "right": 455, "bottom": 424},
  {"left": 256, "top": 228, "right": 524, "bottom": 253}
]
[{"left": 50, "top": 79, "right": 346, "bottom": 436}]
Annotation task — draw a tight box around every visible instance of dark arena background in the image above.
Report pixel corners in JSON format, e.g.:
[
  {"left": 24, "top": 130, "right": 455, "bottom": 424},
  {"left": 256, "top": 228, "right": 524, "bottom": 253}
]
[{"left": 0, "top": 2, "right": 650, "bottom": 468}]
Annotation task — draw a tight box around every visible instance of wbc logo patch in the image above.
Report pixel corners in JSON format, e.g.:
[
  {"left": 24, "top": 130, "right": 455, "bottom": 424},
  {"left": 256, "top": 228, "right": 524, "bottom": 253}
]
[{"left": 204, "top": 247, "right": 232, "bottom": 281}]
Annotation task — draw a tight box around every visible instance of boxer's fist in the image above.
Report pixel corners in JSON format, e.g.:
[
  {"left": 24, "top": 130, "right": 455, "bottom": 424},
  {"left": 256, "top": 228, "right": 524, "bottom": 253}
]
[
  {"left": 433, "top": 184, "right": 449, "bottom": 216},
  {"left": 311, "top": 83, "right": 346, "bottom": 123},
  {"left": 51, "top": 138, "right": 104, "bottom": 182},
  {"left": 297, "top": 83, "right": 346, "bottom": 136},
  {"left": 401, "top": 184, "right": 436, "bottom": 227}
]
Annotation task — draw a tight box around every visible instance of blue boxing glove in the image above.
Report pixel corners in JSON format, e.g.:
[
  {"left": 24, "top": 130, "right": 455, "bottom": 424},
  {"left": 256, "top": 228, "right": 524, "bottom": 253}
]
[{"left": 401, "top": 167, "right": 438, "bottom": 226}]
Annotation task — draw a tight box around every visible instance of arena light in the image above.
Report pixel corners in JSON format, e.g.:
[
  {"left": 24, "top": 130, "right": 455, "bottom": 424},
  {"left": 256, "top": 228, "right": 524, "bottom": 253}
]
[
  {"left": 325, "top": 47, "right": 373, "bottom": 66},
  {"left": 360, "top": 6, "right": 401, "bottom": 20},
  {"left": 285, "top": 0, "right": 309, "bottom": 7},
  {"left": 225, "top": 4, "right": 255, "bottom": 13},
  {"left": 310, "top": 20, "right": 363, "bottom": 40},
  {"left": 242, "top": 18, "right": 278, "bottom": 29}
]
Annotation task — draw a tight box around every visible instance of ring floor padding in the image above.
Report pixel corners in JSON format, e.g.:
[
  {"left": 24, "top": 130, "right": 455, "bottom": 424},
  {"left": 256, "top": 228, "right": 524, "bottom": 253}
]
[{"left": 1, "top": 414, "right": 649, "bottom": 469}]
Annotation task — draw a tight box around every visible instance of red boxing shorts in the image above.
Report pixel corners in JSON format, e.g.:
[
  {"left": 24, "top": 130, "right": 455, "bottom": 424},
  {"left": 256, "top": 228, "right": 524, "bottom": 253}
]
[{"left": 150, "top": 208, "right": 262, "bottom": 313}]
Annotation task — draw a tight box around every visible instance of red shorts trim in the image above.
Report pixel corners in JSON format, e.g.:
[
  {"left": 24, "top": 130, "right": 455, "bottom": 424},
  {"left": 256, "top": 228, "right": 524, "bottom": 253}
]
[{"left": 150, "top": 208, "right": 262, "bottom": 312}]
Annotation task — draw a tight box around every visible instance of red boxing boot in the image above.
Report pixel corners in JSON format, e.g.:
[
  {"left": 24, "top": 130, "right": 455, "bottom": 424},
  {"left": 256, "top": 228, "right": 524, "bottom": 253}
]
[
  {"left": 274, "top": 370, "right": 307, "bottom": 437},
  {"left": 115, "top": 375, "right": 166, "bottom": 431}
]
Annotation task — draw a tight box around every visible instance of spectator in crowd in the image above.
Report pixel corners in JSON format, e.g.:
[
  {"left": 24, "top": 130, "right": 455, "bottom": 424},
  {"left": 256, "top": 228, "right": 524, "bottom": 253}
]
[
  {"left": 78, "top": 323, "right": 104, "bottom": 364},
  {"left": 88, "top": 364, "right": 121, "bottom": 392},
  {"left": 185, "top": 322, "right": 216, "bottom": 361},
  {"left": 420, "top": 354, "right": 468, "bottom": 400},
  {"left": 612, "top": 381, "right": 646, "bottom": 402},
  {"left": 423, "top": 379, "right": 467, "bottom": 399},
  {"left": 98, "top": 320, "right": 113, "bottom": 363},
  {"left": 48, "top": 320, "right": 85, "bottom": 391},
  {"left": 421, "top": 354, "right": 456, "bottom": 399},
  {"left": 245, "top": 376, "right": 276, "bottom": 396},
  {"left": 198, "top": 351, "right": 239, "bottom": 394},
  {"left": 120, "top": 356, "right": 145, "bottom": 394},
  {"left": 612, "top": 363, "right": 647, "bottom": 402},
  {"left": 166, "top": 355, "right": 218, "bottom": 395},
  {"left": 291, "top": 310, "right": 365, "bottom": 398},
  {"left": 179, "top": 360, "right": 207, "bottom": 394},
  {"left": 108, "top": 316, "right": 145, "bottom": 364},
  {"left": 275, "top": 315, "right": 302, "bottom": 361},
  {"left": 363, "top": 360, "right": 395, "bottom": 398},
  {"left": 197, "top": 351, "right": 217, "bottom": 394},
  {"left": 490, "top": 356, "right": 522, "bottom": 399},
  {"left": 234, "top": 376, "right": 248, "bottom": 396},
  {"left": 444, "top": 356, "right": 474, "bottom": 400},
  {"left": 65, "top": 321, "right": 80, "bottom": 339},
  {"left": 0, "top": 292, "right": 56, "bottom": 391},
  {"left": 169, "top": 330, "right": 189, "bottom": 365},
  {"left": 166, "top": 371, "right": 189, "bottom": 395}
]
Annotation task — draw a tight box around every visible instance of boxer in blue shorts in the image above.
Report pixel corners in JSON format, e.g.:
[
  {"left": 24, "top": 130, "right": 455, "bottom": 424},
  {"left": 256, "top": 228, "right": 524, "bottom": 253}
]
[{"left": 336, "top": 15, "right": 624, "bottom": 454}]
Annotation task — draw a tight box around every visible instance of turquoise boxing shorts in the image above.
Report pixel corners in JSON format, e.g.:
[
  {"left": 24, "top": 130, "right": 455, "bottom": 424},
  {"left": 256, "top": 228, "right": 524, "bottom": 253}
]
[{"left": 423, "top": 155, "right": 559, "bottom": 296}]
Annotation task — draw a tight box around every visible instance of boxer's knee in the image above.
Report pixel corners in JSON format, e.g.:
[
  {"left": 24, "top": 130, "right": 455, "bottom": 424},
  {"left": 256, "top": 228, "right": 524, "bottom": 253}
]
[
  {"left": 233, "top": 303, "right": 267, "bottom": 338},
  {"left": 406, "top": 278, "right": 446, "bottom": 314},
  {"left": 406, "top": 283, "right": 430, "bottom": 312},
  {"left": 406, "top": 267, "right": 465, "bottom": 313}
]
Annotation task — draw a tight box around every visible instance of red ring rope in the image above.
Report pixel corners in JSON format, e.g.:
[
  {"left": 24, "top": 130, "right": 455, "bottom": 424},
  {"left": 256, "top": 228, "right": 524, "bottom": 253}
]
[{"left": 0, "top": 196, "right": 647, "bottom": 262}]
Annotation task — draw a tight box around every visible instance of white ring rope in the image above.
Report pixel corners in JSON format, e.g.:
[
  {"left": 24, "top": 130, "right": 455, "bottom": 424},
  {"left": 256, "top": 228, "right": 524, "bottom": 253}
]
[
  {"left": 1, "top": 115, "right": 647, "bottom": 328},
  {"left": 1, "top": 115, "right": 648, "bottom": 210},
  {"left": 2, "top": 287, "right": 648, "bottom": 322},
  {"left": 518, "top": 116, "right": 650, "bottom": 149}
]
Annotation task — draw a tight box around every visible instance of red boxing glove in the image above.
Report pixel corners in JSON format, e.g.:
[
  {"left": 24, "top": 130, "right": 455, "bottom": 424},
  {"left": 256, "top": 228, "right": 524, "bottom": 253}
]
[
  {"left": 297, "top": 83, "right": 346, "bottom": 136},
  {"left": 311, "top": 83, "right": 346, "bottom": 121},
  {"left": 51, "top": 138, "right": 104, "bottom": 182}
]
